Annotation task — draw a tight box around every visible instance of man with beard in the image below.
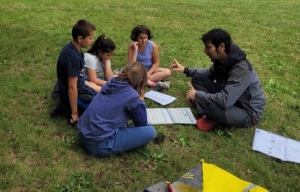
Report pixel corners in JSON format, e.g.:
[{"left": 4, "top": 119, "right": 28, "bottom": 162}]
[{"left": 171, "top": 28, "right": 266, "bottom": 131}]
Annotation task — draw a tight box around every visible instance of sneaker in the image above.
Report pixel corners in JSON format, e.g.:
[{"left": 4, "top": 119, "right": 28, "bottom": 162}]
[
  {"left": 113, "top": 68, "right": 123, "bottom": 76},
  {"left": 196, "top": 115, "right": 216, "bottom": 131},
  {"left": 50, "top": 101, "right": 68, "bottom": 118},
  {"left": 156, "top": 80, "right": 171, "bottom": 90},
  {"left": 189, "top": 99, "right": 196, "bottom": 106}
]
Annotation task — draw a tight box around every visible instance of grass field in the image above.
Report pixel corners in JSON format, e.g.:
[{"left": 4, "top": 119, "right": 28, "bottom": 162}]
[{"left": 1, "top": 0, "right": 300, "bottom": 191}]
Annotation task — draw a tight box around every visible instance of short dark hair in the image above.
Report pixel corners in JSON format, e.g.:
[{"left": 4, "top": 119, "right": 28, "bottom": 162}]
[
  {"left": 72, "top": 19, "right": 96, "bottom": 41},
  {"left": 201, "top": 28, "right": 232, "bottom": 53},
  {"left": 87, "top": 34, "right": 116, "bottom": 56},
  {"left": 130, "top": 25, "right": 153, "bottom": 41}
]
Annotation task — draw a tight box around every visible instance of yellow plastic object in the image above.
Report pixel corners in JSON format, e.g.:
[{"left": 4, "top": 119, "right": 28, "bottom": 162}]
[
  {"left": 171, "top": 182, "right": 203, "bottom": 192},
  {"left": 169, "top": 159, "right": 269, "bottom": 192},
  {"left": 202, "top": 159, "right": 268, "bottom": 192}
]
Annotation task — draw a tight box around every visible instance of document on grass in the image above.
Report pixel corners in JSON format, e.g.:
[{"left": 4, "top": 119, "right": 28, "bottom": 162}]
[
  {"left": 147, "top": 108, "right": 197, "bottom": 124},
  {"left": 145, "top": 90, "right": 176, "bottom": 106},
  {"left": 252, "top": 128, "right": 300, "bottom": 164}
]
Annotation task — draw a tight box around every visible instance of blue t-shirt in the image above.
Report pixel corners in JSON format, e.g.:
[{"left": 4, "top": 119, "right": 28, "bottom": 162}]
[
  {"left": 56, "top": 42, "right": 85, "bottom": 98},
  {"left": 137, "top": 40, "right": 153, "bottom": 70}
]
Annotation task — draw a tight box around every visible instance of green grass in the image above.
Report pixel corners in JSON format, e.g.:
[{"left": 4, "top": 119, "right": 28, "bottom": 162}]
[{"left": 1, "top": 0, "right": 300, "bottom": 191}]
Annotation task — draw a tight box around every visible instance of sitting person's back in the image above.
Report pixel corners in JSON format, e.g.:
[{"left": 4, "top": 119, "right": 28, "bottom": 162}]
[{"left": 78, "top": 61, "right": 156, "bottom": 157}]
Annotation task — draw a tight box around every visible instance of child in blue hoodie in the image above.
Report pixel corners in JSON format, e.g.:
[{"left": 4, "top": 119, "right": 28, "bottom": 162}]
[{"left": 78, "top": 61, "right": 156, "bottom": 157}]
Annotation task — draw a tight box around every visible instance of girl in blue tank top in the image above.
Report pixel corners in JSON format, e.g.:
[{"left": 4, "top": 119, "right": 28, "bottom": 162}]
[{"left": 127, "top": 25, "right": 171, "bottom": 90}]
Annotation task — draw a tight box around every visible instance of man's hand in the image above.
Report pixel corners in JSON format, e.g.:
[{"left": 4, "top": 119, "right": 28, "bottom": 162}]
[
  {"left": 186, "top": 82, "right": 196, "bottom": 100},
  {"left": 170, "top": 58, "right": 185, "bottom": 73}
]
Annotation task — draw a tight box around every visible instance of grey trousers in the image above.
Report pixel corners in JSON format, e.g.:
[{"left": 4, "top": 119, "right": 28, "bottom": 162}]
[{"left": 191, "top": 74, "right": 255, "bottom": 127}]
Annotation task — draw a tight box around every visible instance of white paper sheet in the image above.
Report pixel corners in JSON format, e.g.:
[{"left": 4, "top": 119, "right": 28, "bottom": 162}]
[
  {"left": 147, "top": 108, "right": 197, "bottom": 125},
  {"left": 252, "top": 129, "right": 300, "bottom": 164},
  {"left": 146, "top": 108, "right": 174, "bottom": 124},
  {"left": 145, "top": 90, "right": 176, "bottom": 106},
  {"left": 167, "top": 108, "right": 197, "bottom": 124}
]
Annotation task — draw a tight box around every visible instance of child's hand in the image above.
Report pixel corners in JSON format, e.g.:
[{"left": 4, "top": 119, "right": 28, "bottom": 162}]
[
  {"left": 147, "top": 71, "right": 152, "bottom": 79},
  {"left": 70, "top": 113, "right": 79, "bottom": 126},
  {"left": 130, "top": 42, "right": 138, "bottom": 51},
  {"left": 170, "top": 58, "right": 185, "bottom": 73},
  {"left": 103, "top": 59, "right": 109, "bottom": 67},
  {"left": 139, "top": 90, "right": 145, "bottom": 100},
  {"left": 139, "top": 94, "right": 145, "bottom": 100}
]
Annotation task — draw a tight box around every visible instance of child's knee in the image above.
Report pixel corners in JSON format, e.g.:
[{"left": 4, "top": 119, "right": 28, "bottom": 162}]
[{"left": 164, "top": 68, "right": 171, "bottom": 77}]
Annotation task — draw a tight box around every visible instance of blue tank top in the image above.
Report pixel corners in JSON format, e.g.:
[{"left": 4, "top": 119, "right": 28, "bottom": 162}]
[{"left": 137, "top": 40, "right": 153, "bottom": 70}]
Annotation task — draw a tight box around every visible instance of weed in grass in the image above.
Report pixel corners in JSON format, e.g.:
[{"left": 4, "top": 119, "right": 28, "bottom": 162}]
[
  {"left": 53, "top": 172, "right": 94, "bottom": 192},
  {"left": 141, "top": 151, "right": 169, "bottom": 166},
  {"left": 62, "top": 132, "right": 80, "bottom": 148},
  {"left": 264, "top": 78, "right": 279, "bottom": 100},
  {"left": 215, "top": 129, "right": 234, "bottom": 139},
  {"left": 174, "top": 134, "right": 191, "bottom": 147}
]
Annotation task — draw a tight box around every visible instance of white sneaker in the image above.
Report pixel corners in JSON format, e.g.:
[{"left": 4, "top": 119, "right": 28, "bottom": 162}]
[
  {"left": 113, "top": 68, "right": 123, "bottom": 75},
  {"left": 156, "top": 80, "right": 171, "bottom": 90}
]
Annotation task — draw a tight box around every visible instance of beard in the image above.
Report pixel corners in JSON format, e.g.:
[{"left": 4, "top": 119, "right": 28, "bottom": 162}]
[{"left": 207, "top": 54, "right": 215, "bottom": 62}]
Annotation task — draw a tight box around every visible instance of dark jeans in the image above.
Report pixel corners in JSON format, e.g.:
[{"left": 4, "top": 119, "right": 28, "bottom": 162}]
[
  {"left": 191, "top": 74, "right": 255, "bottom": 127},
  {"left": 50, "top": 85, "right": 96, "bottom": 117}
]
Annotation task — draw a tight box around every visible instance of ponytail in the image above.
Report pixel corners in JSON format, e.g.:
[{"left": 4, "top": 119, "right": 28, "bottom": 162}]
[{"left": 87, "top": 34, "right": 116, "bottom": 55}]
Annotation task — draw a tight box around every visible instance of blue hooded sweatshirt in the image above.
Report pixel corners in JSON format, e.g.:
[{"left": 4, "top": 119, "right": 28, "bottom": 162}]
[{"left": 78, "top": 77, "right": 147, "bottom": 145}]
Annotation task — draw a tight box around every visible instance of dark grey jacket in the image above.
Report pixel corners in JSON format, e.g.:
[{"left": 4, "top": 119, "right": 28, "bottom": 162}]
[{"left": 185, "top": 43, "right": 266, "bottom": 122}]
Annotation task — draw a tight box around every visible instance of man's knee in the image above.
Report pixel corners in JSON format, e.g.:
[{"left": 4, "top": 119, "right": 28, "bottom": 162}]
[
  {"left": 191, "top": 74, "right": 217, "bottom": 93},
  {"left": 191, "top": 74, "right": 206, "bottom": 87},
  {"left": 205, "top": 104, "right": 226, "bottom": 122}
]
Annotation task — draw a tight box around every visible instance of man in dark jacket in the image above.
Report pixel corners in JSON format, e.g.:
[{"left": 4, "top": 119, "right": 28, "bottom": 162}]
[{"left": 171, "top": 28, "right": 266, "bottom": 131}]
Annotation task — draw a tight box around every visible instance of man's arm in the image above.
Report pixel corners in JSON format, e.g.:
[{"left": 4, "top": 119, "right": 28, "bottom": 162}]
[
  {"left": 195, "top": 61, "right": 251, "bottom": 108},
  {"left": 171, "top": 58, "right": 185, "bottom": 72},
  {"left": 68, "top": 76, "right": 79, "bottom": 123},
  {"left": 171, "top": 58, "right": 213, "bottom": 78}
]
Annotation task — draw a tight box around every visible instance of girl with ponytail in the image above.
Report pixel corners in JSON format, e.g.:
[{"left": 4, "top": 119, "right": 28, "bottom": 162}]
[{"left": 84, "top": 34, "right": 116, "bottom": 88}]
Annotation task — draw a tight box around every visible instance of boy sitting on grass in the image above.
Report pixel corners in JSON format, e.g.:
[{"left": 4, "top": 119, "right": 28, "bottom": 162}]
[{"left": 50, "top": 19, "right": 100, "bottom": 124}]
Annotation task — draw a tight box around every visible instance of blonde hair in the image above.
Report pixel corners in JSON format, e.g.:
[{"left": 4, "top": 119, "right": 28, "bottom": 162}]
[{"left": 117, "top": 62, "right": 147, "bottom": 95}]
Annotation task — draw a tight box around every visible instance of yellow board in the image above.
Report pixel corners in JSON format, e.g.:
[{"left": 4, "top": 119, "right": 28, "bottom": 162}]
[
  {"left": 201, "top": 159, "right": 269, "bottom": 192},
  {"left": 169, "top": 159, "right": 269, "bottom": 192}
]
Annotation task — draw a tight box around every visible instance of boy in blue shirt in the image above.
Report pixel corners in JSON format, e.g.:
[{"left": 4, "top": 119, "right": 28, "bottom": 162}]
[{"left": 51, "top": 19, "right": 98, "bottom": 124}]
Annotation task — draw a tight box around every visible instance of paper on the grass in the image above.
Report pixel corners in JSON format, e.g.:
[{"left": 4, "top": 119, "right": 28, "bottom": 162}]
[
  {"left": 252, "top": 128, "right": 300, "bottom": 164},
  {"left": 147, "top": 108, "right": 174, "bottom": 124},
  {"left": 145, "top": 90, "right": 176, "bottom": 106},
  {"left": 147, "top": 108, "right": 197, "bottom": 124}
]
